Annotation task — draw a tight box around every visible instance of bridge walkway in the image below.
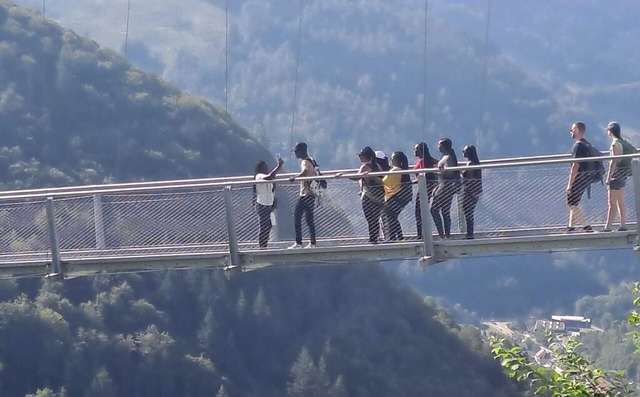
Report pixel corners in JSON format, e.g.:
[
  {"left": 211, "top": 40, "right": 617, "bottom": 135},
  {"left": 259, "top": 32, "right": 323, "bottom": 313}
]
[{"left": 0, "top": 152, "right": 638, "bottom": 279}]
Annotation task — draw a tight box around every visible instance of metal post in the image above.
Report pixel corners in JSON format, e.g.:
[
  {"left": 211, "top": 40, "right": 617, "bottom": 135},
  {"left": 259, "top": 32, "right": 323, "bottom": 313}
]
[
  {"left": 631, "top": 160, "right": 640, "bottom": 248},
  {"left": 93, "top": 194, "right": 106, "bottom": 249},
  {"left": 45, "top": 197, "right": 63, "bottom": 277},
  {"left": 417, "top": 174, "right": 434, "bottom": 259},
  {"left": 223, "top": 186, "right": 240, "bottom": 268}
]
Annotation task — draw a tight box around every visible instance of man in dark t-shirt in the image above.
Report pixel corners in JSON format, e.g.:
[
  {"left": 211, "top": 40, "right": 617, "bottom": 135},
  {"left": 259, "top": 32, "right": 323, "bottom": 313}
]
[{"left": 566, "top": 122, "right": 593, "bottom": 232}]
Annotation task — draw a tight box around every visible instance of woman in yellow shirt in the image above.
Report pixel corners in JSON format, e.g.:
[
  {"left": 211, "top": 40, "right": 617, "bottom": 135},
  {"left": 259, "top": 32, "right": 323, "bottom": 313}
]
[{"left": 383, "top": 151, "right": 412, "bottom": 241}]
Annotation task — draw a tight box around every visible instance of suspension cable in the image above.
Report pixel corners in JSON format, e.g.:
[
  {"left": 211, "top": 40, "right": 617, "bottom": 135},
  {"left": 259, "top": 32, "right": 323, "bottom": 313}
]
[
  {"left": 476, "top": 0, "right": 492, "bottom": 147},
  {"left": 124, "top": 0, "right": 131, "bottom": 58},
  {"left": 225, "top": 0, "right": 229, "bottom": 112},
  {"left": 422, "top": 0, "right": 429, "bottom": 143},
  {"left": 289, "top": 0, "right": 304, "bottom": 166}
]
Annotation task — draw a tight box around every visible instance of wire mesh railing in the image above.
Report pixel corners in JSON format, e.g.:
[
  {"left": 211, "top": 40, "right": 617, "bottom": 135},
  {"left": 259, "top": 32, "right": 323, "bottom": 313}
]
[{"left": 0, "top": 153, "right": 638, "bottom": 275}]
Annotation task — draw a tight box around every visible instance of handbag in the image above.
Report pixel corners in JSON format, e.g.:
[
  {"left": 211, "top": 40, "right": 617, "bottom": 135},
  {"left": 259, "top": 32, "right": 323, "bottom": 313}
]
[{"left": 609, "top": 177, "right": 626, "bottom": 190}]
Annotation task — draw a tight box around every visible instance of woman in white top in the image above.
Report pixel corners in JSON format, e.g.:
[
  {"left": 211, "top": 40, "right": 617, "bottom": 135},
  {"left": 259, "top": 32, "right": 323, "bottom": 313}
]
[
  {"left": 603, "top": 122, "right": 627, "bottom": 232},
  {"left": 254, "top": 157, "right": 284, "bottom": 248}
]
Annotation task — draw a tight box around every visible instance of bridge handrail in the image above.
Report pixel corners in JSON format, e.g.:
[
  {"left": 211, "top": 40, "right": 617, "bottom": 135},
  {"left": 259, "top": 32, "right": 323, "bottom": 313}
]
[{"left": 0, "top": 152, "right": 638, "bottom": 201}]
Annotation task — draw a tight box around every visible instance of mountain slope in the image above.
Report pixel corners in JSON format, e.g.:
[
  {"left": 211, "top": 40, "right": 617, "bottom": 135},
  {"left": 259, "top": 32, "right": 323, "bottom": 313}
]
[{"left": 0, "top": 0, "right": 271, "bottom": 189}]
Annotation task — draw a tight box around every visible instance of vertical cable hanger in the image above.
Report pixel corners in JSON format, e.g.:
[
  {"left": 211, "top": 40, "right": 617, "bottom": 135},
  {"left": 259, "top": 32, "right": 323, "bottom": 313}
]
[
  {"left": 476, "top": 0, "right": 492, "bottom": 147},
  {"left": 42, "top": 0, "right": 46, "bottom": 17},
  {"left": 225, "top": 0, "right": 229, "bottom": 112},
  {"left": 124, "top": 0, "right": 132, "bottom": 58},
  {"left": 289, "top": 0, "right": 304, "bottom": 166},
  {"left": 422, "top": 0, "right": 429, "bottom": 144}
]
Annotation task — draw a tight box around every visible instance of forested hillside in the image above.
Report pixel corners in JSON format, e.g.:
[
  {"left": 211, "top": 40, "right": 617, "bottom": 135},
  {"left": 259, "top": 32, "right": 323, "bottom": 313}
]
[
  {"left": 0, "top": 3, "right": 522, "bottom": 396},
  {"left": 0, "top": 266, "right": 521, "bottom": 397},
  {"left": 0, "top": 0, "right": 271, "bottom": 190},
  {"left": 435, "top": 0, "right": 640, "bottom": 142}
]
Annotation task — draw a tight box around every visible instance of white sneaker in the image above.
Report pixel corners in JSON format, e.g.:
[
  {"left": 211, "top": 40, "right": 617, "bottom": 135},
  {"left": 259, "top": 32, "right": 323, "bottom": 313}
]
[
  {"left": 304, "top": 243, "right": 317, "bottom": 249},
  {"left": 287, "top": 243, "right": 302, "bottom": 249}
]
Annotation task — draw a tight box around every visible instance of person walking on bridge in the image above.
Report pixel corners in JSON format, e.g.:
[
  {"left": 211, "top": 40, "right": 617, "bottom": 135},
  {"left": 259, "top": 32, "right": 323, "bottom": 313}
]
[
  {"left": 254, "top": 157, "right": 284, "bottom": 248},
  {"left": 357, "top": 146, "right": 385, "bottom": 243},
  {"left": 288, "top": 142, "right": 317, "bottom": 249},
  {"left": 566, "top": 122, "right": 594, "bottom": 233},
  {"left": 603, "top": 121, "right": 628, "bottom": 232},
  {"left": 383, "top": 151, "right": 412, "bottom": 241},
  {"left": 413, "top": 142, "right": 438, "bottom": 239},
  {"left": 461, "top": 145, "right": 482, "bottom": 239},
  {"left": 431, "top": 138, "right": 460, "bottom": 239}
]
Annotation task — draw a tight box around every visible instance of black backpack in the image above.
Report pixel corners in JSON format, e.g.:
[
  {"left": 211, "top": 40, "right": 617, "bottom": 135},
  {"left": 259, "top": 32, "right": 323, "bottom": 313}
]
[{"left": 581, "top": 139, "right": 605, "bottom": 184}]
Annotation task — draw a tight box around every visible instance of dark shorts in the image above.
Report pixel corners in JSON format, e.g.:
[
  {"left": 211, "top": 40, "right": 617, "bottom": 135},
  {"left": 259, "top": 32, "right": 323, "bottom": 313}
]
[
  {"left": 609, "top": 176, "right": 626, "bottom": 190},
  {"left": 567, "top": 173, "right": 590, "bottom": 207}
]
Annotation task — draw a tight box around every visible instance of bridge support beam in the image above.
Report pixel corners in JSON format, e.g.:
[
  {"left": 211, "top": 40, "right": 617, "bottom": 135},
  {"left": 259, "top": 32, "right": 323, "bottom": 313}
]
[
  {"left": 45, "top": 197, "right": 63, "bottom": 279},
  {"left": 417, "top": 174, "right": 434, "bottom": 260},
  {"left": 223, "top": 186, "right": 241, "bottom": 269}
]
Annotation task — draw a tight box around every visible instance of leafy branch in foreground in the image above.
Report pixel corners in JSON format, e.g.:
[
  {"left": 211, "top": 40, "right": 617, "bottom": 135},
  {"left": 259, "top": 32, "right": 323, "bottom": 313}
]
[
  {"left": 492, "top": 282, "right": 640, "bottom": 395},
  {"left": 627, "top": 282, "right": 640, "bottom": 351},
  {"left": 489, "top": 282, "right": 640, "bottom": 397},
  {"left": 490, "top": 333, "right": 632, "bottom": 396}
]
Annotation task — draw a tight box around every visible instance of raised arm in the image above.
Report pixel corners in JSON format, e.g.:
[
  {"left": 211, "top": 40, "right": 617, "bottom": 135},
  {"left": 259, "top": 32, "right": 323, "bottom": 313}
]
[{"left": 264, "top": 157, "right": 284, "bottom": 180}]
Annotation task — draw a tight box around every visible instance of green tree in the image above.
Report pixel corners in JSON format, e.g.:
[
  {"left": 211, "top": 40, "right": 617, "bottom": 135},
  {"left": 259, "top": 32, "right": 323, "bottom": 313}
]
[
  {"left": 85, "top": 368, "right": 117, "bottom": 397},
  {"left": 198, "top": 307, "right": 217, "bottom": 351},
  {"left": 216, "top": 384, "right": 229, "bottom": 397},
  {"left": 286, "top": 347, "right": 331, "bottom": 397}
]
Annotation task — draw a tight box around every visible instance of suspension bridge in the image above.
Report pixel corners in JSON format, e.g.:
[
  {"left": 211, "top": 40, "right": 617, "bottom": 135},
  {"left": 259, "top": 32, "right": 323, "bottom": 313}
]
[{"left": 0, "top": 152, "right": 639, "bottom": 280}]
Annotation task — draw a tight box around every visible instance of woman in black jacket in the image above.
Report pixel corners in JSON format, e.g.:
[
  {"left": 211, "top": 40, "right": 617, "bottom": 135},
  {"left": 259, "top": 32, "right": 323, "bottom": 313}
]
[
  {"left": 461, "top": 145, "right": 482, "bottom": 239},
  {"left": 430, "top": 138, "right": 460, "bottom": 238}
]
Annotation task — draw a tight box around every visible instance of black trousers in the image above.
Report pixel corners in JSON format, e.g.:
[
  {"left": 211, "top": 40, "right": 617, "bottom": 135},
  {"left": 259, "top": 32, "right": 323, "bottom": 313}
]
[
  {"left": 256, "top": 203, "right": 273, "bottom": 247},
  {"left": 294, "top": 195, "right": 316, "bottom": 244},
  {"left": 462, "top": 192, "right": 479, "bottom": 238},
  {"left": 385, "top": 194, "right": 409, "bottom": 241},
  {"left": 431, "top": 182, "right": 457, "bottom": 238},
  {"left": 362, "top": 194, "right": 384, "bottom": 243}
]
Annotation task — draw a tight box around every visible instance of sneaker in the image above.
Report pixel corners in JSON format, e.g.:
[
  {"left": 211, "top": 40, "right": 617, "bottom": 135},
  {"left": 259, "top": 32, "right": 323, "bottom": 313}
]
[
  {"left": 565, "top": 227, "right": 576, "bottom": 233},
  {"left": 618, "top": 226, "right": 628, "bottom": 232},
  {"left": 464, "top": 235, "right": 475, "bottom": 240},
  {"left": 583, "top": 225, "right": 593, "bottom": 232},
  {"left": 304, "top": 243, "right": 317, "bottom": 249},
  {"left": 287, "top": 243, "right": 302, "bottom": 249}
]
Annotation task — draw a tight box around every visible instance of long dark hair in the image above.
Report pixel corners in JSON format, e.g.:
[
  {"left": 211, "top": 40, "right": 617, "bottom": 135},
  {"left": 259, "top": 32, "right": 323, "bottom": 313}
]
[
  {"left": 254, "top": 160, "right": 268, "bottom": 176},
  {"left": 392, "top": 151, "right": 409, "bottom": 169},
  {"left": 253, "top": 160, "right": 269, "bottom": 198},
  {"left": 439, "top": 138, "right": 458, "bottom": 164},
  {"left": 462, "top": 145, "right": 480, "bottom": 164},
  {"left": 417, "top": 142, "right": 438, "bottom": 166},
  {"left": 393, "top": 151, "right": 411, "bottom": 184}
]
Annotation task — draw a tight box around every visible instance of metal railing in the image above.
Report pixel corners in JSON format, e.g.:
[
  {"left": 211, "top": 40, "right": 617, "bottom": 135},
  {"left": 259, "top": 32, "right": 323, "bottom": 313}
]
[{"left": 0, "top": 152, "right": 639, "bottom": 278}]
